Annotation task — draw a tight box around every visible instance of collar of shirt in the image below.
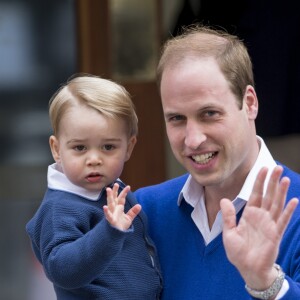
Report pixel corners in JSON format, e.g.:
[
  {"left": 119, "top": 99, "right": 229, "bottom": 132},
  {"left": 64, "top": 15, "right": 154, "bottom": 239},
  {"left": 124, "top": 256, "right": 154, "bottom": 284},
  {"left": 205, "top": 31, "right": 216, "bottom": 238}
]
[
  {"left": 177, "top": 136, "right": 277, "bottom": 244},
  {"left": 47, "top": 163, "right": 120, "bottom": 201}
]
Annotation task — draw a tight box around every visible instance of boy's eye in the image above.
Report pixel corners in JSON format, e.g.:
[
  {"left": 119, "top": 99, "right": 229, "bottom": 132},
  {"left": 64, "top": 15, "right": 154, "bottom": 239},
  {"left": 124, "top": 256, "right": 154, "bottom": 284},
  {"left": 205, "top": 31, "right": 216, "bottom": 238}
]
[
  {"left": 103, "top": 144, "right": 115, "bottom": 151},
  {"left": 74, "top": 145, "right": 86, "bottom": 151}
]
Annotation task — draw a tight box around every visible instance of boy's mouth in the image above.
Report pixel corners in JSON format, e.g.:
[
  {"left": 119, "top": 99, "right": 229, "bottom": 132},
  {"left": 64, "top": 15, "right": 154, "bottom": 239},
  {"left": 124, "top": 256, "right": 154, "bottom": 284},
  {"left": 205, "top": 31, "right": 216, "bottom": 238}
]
[{"left": 86, "top": 173, "right": 102, "bottom": 182}]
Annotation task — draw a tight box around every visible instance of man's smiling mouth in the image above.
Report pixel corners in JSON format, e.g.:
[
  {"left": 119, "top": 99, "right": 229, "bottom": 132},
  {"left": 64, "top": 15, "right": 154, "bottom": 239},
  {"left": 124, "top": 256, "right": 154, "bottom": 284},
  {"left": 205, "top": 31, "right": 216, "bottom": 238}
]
[{"left": 191, "top": 152, "right": 216, "bottom": 164}]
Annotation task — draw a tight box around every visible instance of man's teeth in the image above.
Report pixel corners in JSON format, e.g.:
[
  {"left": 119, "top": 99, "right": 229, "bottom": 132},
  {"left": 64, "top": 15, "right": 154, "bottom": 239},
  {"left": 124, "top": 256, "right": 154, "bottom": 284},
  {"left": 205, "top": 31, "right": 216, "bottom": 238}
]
[{"left": 192, "top": 152, "right": 214, "bottom": 164}]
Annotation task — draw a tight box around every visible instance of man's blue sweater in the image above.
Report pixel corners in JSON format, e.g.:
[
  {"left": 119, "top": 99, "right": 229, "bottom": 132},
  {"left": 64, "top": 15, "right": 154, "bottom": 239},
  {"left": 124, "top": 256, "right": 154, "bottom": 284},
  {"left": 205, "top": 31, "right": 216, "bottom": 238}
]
[
  {"left": 135, "top": 164, "right": 300, "bottom": 299},
  {"left": 26, "top": 184, "right": 162, "bottom": 299}
]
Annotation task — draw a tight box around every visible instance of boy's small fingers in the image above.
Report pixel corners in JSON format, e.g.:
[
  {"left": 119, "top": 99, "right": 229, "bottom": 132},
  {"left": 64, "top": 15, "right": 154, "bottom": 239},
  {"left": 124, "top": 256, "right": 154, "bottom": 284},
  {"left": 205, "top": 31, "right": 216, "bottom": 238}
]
[
  {"left": 118, "top": 185, "right": 130, "bottom": 199},
  {"left": 112, "top": 183, "right": 119, "bottom": 197},
  {"left": 127, "top": 204, "right": 142, "bottom": 221}
]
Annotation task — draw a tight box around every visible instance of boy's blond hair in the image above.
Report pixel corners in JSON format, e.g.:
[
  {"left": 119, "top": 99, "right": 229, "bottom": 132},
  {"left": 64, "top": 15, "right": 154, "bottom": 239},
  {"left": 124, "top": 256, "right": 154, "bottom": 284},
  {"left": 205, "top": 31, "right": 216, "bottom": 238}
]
[{"left": 49, "top": 74, "right": 138, "bottom": 137}]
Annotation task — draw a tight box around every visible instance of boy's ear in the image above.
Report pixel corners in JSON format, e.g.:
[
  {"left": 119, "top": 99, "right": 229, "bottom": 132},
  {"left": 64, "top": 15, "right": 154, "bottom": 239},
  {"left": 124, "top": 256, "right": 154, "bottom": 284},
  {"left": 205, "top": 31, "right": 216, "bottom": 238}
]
[
  {"left": 125, "top": 136, "right": 137, "bottom": 162},
  {"left": 49, "top": 135, "right": 60, "bottom": 163}
]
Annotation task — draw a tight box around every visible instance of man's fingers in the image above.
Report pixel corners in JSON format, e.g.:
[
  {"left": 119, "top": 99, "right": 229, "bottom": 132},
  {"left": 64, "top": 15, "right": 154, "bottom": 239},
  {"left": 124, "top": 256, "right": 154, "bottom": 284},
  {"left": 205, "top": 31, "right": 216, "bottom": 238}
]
[
  {"left": 277, "top": 198, "right": 298, "bottom": 238},
  {"left": 220, "top": 198, "right": 236, "bottom": 231},
  {"left": 262, "top": 166, "right": 283, "bottom": 211},
  {"left": 269, "top": 176, "right": 290, "bottom": 220},
  {"left": 248, "top": 167, "right": 268, "bottom": 208}
]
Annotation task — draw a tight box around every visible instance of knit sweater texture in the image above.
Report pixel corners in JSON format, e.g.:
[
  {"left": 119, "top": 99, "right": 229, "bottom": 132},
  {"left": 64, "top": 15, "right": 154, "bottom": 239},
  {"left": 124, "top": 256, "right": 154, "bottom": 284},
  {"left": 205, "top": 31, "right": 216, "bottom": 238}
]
[
  {"left": 26, "top": 182, "right": 162, "bottom": 299},
  {"left": 135, "top": 163, "right": 300, "bottom": 300}
]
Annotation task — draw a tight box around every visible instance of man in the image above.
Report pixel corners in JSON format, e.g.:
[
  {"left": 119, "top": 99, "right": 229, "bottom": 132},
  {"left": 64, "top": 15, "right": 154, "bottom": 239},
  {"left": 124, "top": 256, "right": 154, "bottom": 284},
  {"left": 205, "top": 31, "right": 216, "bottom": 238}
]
[{"left": 135, "top": 25, "right": 300, "bottom": 299}]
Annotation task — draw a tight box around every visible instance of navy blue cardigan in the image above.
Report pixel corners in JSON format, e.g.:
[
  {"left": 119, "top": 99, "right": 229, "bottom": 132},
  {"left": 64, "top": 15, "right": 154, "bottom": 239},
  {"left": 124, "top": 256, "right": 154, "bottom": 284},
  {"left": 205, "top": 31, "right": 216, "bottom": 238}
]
[{"left": 26, "top": 183, "right": 162, "bottom": 299}]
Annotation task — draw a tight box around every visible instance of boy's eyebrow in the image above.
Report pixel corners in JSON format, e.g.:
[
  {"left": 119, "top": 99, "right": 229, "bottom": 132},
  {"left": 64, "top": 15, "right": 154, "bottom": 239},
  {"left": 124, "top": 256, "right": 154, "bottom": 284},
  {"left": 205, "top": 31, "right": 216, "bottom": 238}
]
[
  {"left": 66, "top": 137, "right": 123, "bottom": 144},
  {"left": 67, "top": 138, "right": 87, "bottom": 144}
]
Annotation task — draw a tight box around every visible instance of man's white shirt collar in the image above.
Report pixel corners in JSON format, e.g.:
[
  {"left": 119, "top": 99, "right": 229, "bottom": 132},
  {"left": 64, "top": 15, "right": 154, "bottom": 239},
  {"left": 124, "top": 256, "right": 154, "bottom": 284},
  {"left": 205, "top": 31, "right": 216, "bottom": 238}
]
[{"left": 238, "top": 136, "right": 277, "bottom": 200}]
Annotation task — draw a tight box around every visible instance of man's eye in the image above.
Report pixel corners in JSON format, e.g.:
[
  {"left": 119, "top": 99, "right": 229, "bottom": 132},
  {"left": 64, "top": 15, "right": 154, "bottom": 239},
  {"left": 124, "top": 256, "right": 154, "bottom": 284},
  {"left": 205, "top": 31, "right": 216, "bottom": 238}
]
[
  {"left": 169, "top": 115, "right": 185, "bottom": 122},
  {"left": 204, "top": 111, "right": 218, "bottom": 118},
  {"left": 74, "top": 145, "right": 86, "bottom": 151}
]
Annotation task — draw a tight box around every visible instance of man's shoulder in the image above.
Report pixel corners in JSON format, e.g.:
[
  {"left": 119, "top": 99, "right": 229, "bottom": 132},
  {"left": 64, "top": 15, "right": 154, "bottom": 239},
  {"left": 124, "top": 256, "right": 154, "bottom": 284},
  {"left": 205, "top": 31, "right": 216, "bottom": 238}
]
[
  {"left": 135, "top": 173, "right": 189, "bottom": 195},
  {"left": 277, "top": 162, "right": 300, "bottom": 180},
  {"left": 134, "top": 174, "right": 189, "bottom": 212},
  {"left": 277, "top": 162, "right": 300, "bottom": 197},
  {"left": 134, "top": 173, "right": 189, "bottom": 204}
]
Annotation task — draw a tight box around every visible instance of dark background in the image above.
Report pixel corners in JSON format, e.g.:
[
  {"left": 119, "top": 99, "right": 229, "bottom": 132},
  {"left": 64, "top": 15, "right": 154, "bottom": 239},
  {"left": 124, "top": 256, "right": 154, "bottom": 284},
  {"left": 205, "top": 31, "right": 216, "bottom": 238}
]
[{"left": 172, "top": 0, "right": 300, "bottom": 137}]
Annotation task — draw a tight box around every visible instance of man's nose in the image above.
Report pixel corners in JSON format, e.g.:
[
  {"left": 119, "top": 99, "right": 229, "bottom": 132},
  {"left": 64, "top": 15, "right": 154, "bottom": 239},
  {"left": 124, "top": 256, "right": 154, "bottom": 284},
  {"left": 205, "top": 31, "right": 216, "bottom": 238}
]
[{"left": 184, "top": 121, "right": 207, "bottom": 150}]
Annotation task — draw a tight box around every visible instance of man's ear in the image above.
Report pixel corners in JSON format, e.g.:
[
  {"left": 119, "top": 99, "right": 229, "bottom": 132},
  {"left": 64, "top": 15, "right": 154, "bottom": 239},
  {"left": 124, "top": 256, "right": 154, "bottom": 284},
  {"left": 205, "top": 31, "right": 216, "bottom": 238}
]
[
  {"left": 125, "top": 136, "right": 137, "bottom": 162},
  {"left": 243, "top": 85, "right": 258, "bottom": 120},
  {"left": 49, "top": 135, "right": 61, "bottom": 163}
]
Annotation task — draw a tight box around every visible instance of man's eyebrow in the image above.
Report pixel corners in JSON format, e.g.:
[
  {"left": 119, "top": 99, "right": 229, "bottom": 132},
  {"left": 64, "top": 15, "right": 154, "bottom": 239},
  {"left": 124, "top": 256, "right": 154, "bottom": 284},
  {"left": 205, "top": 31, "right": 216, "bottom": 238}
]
[{"left": 164, "top": 111, "right": 181, "bottom": 118}]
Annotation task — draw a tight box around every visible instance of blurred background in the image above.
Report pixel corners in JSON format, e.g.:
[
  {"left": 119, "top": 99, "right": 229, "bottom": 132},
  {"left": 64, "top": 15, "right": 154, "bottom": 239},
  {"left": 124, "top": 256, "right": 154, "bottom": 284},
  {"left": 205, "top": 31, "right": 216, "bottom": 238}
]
[{"left": 1, "top": 0, "right": 300, "bottom": 299}]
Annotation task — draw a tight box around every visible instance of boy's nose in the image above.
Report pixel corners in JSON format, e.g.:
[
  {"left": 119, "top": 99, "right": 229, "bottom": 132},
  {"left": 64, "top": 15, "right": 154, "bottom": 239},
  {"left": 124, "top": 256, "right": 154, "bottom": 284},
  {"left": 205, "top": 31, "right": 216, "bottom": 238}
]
[{"left": 87, "top": 152, "right": 103, "bottom": 166}]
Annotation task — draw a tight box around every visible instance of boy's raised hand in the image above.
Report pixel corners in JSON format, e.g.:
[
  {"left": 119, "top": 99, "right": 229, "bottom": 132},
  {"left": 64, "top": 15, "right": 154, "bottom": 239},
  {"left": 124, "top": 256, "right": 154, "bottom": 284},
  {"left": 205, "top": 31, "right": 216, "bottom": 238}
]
[{"left": 104, "top": 183, "right": 142, "bottom": 231}]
